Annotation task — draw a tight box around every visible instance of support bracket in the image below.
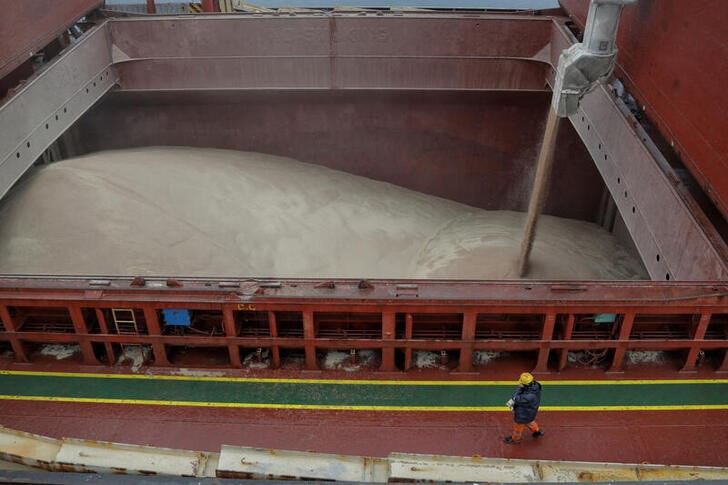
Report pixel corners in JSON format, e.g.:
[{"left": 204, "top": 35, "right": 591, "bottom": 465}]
[
  {"left": 570, "top": 85, "right": 728, "bottom": 280},
  {"left": 0, "top": 23, "right": 116, "bottom": 201}
]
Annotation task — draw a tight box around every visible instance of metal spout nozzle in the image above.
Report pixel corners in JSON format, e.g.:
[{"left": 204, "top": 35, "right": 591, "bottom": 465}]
[{"left": 552, "top": 0, "right": 637, "bottom": 118}]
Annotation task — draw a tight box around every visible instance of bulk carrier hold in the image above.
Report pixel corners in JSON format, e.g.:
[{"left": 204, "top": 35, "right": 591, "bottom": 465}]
[{"left": 0, "top": 0, "right": 726, "bottom": 482}]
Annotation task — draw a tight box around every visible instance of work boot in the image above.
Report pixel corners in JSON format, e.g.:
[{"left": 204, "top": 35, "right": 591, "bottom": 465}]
[
  {"left": 532, "top": 430, "right": 544, "bottom": 438},
  {"left": 503, "top": 436, "right": 521, "bottom": 445}
]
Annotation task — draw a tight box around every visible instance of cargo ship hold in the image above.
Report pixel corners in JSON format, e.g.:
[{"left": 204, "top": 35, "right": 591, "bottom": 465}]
[{"left": 0, "top": 0, "right": 726, "bottom": 482}]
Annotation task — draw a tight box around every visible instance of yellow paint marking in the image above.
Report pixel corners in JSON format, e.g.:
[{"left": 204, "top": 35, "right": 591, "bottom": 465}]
[
  {"left": 1, "top": 370, "right": 726, "bottom": 386},
  {"left": 543, "top": 405, "right": 728, "bottom": 411},
  {"left": 0, "top": 395, "right": 726, "bottom": 411}
]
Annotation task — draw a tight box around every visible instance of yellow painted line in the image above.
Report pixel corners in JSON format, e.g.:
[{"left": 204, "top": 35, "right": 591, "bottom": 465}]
[
  {"left": 542, "top": 405, "right": 728, "bottom": 411},
  {"left": 0, "top": 395, "right": 726, "bottom": 411},
  {"left": 1, "top": 370, "right": 726, "bottom": 386}
]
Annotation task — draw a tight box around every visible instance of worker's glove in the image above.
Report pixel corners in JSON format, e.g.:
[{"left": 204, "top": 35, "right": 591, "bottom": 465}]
[{"left": 506, "top": 399, "right": 514, "bottom": 410}]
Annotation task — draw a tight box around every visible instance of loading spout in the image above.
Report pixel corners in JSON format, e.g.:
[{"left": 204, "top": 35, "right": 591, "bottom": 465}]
[
  {"left": 517, "top": 0, "right": 635, "bottom": 277},
  {"left": 552, "top": 0, "right": 637, "bottom": 117}
]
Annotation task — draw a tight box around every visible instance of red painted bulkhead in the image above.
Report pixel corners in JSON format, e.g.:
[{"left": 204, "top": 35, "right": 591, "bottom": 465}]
[{"left": 559, "top": 0, "right": 728, "bottom": 221}]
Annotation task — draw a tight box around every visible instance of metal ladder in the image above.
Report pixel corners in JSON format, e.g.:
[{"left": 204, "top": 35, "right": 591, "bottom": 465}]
[{"left": 111, "top": 308, "right": 140, "bottom": 335}]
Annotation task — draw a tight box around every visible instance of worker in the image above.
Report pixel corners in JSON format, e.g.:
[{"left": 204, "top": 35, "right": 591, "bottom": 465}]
[{"left": 503, "top": 372, "right": 544, "bottom": 444}]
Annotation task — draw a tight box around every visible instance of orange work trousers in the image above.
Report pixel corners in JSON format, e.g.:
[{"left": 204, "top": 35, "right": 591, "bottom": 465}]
[{"left": 511, "top": 420, "right": 540, "bottom": 442}]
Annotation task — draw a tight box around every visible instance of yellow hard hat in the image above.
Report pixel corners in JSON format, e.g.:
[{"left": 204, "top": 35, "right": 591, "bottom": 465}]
[{"left": 518, "top": 372, "right": 534, "bottom": 385}]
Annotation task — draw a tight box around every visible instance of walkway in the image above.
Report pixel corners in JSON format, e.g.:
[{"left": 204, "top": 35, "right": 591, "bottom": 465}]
[
  {"left": 1, "top": 371, "right": 727, "bottom": 410},
  {"left": 1, "top": 370, "right": 727, "bottom": 468}
]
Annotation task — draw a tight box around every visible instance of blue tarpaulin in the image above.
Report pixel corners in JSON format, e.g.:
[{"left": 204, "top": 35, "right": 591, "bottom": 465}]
[{"left": 162, "top": 309, "right": 192, "bottom": 326}]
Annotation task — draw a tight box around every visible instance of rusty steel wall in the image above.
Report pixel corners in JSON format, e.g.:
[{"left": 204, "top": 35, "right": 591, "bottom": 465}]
[
  {"left": 74, "top": 90, "right": 603, "bottom": 219},
  {"left": 70, "top": 14, "right": 607, "bottom": 217},
  {"left": 108, "top": 15, "right": 554, "bottom": 91},
  {"left": 559, "top": 0, "right": 728, "bottom": 222},
  {"left": 0, "top": 0, "right": 102, "bottom": 80}
]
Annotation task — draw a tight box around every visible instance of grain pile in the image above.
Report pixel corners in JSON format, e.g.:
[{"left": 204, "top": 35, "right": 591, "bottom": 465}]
[{"left": 0, "top": 147, "right": 647, "bottom": 279}]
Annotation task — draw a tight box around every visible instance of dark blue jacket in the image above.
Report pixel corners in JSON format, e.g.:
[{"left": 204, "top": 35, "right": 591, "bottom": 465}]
[{"left": 512, "top": 381, "right": 541, "bottom": 424}]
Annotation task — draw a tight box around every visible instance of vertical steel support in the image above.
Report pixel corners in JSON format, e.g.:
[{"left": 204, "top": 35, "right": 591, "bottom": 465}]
[
  {"left": 404, "top": 313, "right": 413, "bottom": 371},
  {"left": 534, "top": 313, "right": 556, "bottom": 373},
  {"left": 268, "top": 311, "right": 280, "bottom": 369},
  {"left": 95, "top": 308, "right": 115, "bottom": 366},
  {"left": 69, "top": 305, "right": 100, "bottom": 365},
  {"left": 680, "top": 313, "right": 711, "bottom": 372},
  {"left": 0, "top": 305, "right": 28, "bottom": 362},
  {"left": 222, "top": 306, "right": 242, "bottom": 368},
  {"left": 609, "top": 313, "right": 635, "bottom": 372},
  {"left": 558, "top": 314, "right": 575, "bottom": 371},
  {"left": 302, "top": 310, "right": 318, "bottom": 370},
  {"left": 458, "top": 311, "right": 476, "bottom": 372},
  {"left": 380, "top": 311, "right": 396, "bottom": 372},
  {"left": 143, "top": 306, "right": 170, "bottom": 366},
  {"left": 570, "top": 88, "right": 728, "bottom": 280}
]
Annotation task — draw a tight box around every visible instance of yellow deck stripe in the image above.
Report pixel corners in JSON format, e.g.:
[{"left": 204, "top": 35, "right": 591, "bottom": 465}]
[
  {"left": 0, "top": 395, "right": 726, "bottom": 411},
  {"left": 1, "top": 370, "right": 726, "bottom": 385}
]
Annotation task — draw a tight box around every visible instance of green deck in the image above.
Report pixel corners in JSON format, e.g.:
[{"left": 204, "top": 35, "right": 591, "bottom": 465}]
[{"left": 1, "top": 371, "right": 726, "bottom": 410}]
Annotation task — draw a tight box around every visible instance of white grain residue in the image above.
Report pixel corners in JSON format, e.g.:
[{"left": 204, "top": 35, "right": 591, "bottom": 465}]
[
  {"left": 117, "top": 345, "right": 151, "bottom": 372},
  {"left": 323, "top": 349, "right": 377, "bottom": 372},
  {"left": 625, "top": 351, "right": 666, "bottom": 365},
  {"left": 414, "top": 350, "right": 439, "bottom": 368},
  {"left": 243, "top": 348, "right": 270, "bottom": 369},
  {"left": 473, "top": 351, "right": 505, "bottom": 366},
  {"left": 39, "top": 344, "right": 79, "bottom": 360}
]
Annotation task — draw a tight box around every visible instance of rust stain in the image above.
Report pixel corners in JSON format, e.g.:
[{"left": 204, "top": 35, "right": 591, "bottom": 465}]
[
  {"left": 638, "top": 467, "right": 712, "bottom": 480},
  {"left": 577, "top": 471, "right": 594, "bottom": 481}
]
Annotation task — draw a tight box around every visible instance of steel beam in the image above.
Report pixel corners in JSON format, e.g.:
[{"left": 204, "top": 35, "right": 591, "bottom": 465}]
[
  {"left": 557, "top": 314, "right": 575, "bottom": 371},
  {"left": 0, "top": 277, "right": 725, "bottom": 309},
  {"left": 267, "top": 311, "right": 281, "bottom": 369},
  {"left": 457, "top": 311, "right": 476, "bottom": 372},
  {"left": 545, "top": 22, "right": 728, "bottom": 281},
  {"left": 95, "top": 308, "right": 115, "bottom": 365},
  {"left": 609, "top": 312, "right": 634, "bottom": 372},
  {"left": 222, "top": 306, "right": 242, "bottom": 367},
  {"left": 68, "top": 304, "right": 99, "bottom": 364},
  {"left": 533, "top": 312, "right": 555, "bottom": 373},
  {"left": 3, "top": 331, "right": 725, "bottom": 352},
  {"left": 381, "top": 311, "right": 396, "bottom": 372},
  {"left": 142, "top": 306, "right": 169, "bottom": 365},
  {"left": 108, "top": 15, "right": 552, "bottom": 92},
  {"left": 680, "top": 312, "right": 711, "bottom": 373},
  {"left": 302, "top": 310, "right": 317, "bottom": 370},
  {"left": 570, "top": 86, "right": 728, "bottom": 281},
  {"left": 0, "top": 23, "right": 116, "bottom": 201},
  {"left": 0, "top": 305, "right": 28, "bottom": 361},
  {"left": 0, "top": 277, "right": 725, "bottom": 372}
]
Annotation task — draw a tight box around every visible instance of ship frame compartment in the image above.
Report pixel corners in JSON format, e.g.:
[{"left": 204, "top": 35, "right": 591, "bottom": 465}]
[
  {"left": 0, "top": 277, "right": 726, "bottom": 374},
  {"left": 1, "top": 11, "right": 726, "bottom": 279},
  {"left": 1, "top": 10, "right": 727, "bottom": 375}
]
